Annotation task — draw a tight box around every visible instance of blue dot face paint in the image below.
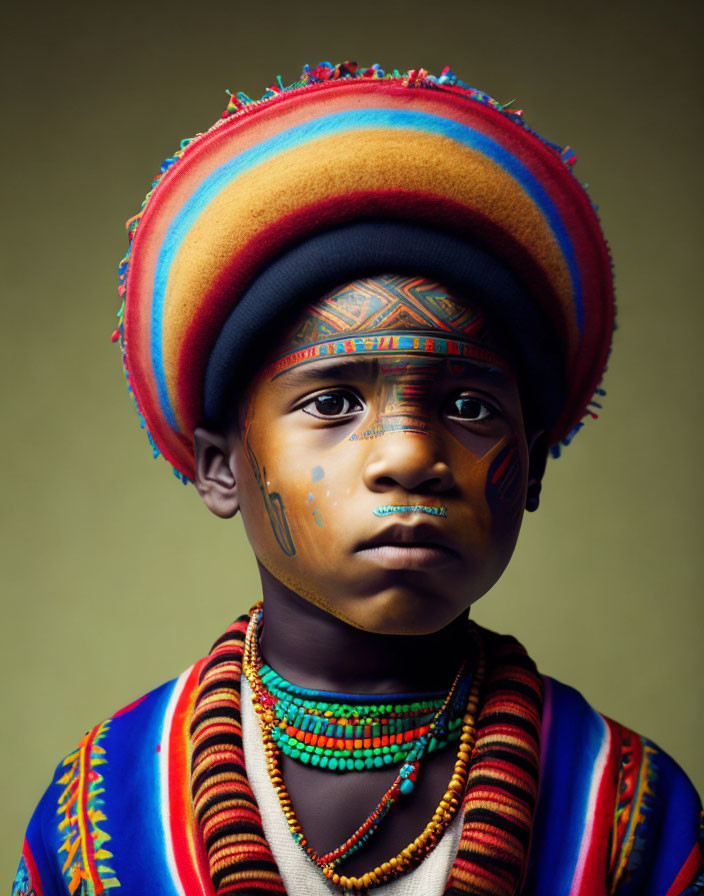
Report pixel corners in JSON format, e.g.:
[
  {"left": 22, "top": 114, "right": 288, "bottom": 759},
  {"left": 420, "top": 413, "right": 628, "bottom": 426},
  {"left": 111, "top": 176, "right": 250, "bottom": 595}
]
[
  {"left": 229, "top": 274, "right": 530, "bottom": 635},
  {"left": 373, "top": 505, "right": 448, "bottom": 518}
]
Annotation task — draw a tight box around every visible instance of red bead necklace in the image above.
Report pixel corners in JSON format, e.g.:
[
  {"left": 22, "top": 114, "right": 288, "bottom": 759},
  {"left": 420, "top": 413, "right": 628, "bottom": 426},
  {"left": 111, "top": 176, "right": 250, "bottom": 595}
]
[{"left": 243, "top": 603, "right": 485, "bottom": 892}]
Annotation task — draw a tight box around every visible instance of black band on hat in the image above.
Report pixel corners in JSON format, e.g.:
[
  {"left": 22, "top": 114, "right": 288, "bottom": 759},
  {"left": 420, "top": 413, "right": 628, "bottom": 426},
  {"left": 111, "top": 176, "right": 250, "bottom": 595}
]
[{"left": 203, "top": 220, "right": 564, "bottom": 427}]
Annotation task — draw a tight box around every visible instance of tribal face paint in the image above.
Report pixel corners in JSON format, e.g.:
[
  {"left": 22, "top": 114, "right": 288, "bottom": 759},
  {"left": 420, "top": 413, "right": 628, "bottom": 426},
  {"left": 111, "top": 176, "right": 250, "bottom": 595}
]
[
  {"left": 373, "top": 505, "right": 448, "bottom": 518},
  {"left": 228, "top": 274, "right": 531, "bottom": 635}
]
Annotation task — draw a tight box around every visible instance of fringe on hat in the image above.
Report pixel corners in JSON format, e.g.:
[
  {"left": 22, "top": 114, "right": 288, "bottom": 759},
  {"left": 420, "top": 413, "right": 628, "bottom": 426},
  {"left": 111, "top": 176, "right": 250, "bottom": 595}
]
[{"left": 113, "top": 61, "right": 609, "bottom": 481}]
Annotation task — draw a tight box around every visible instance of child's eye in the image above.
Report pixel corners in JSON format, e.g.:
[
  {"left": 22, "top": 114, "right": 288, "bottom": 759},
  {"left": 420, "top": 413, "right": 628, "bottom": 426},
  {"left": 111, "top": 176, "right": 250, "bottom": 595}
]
[
  {"left": 444, "top": 394, "right": 494, "bottom": 422},
  {"left": 301, "top": 390, "right": 364, "bottom": 419}
]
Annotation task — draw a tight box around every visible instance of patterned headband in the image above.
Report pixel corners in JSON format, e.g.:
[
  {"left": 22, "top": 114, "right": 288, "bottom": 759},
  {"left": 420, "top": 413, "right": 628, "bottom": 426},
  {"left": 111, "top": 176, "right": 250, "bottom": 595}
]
[{"left": 115, "top": 62, "right": 614, "bottom": 482}]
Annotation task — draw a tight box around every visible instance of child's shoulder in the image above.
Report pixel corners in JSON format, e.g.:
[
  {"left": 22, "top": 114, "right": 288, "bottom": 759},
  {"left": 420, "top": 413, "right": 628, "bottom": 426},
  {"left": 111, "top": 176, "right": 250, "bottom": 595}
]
[
  {"left": 471, "top": 626, "right": 702, "bottom": 892},
  {"left": 60, "top": 659, "right": 207, "bottom": 771},
  {"left": 529, "top": 674, "right": 703, "bottom": 895},
  {"left": 13, "top": 660, "right": 213, "bottom": 896},
  {"left": 541, "top": 673, "right": 700, "bottom": 803},
  {"left": 13, "top": 639, "right": 703, "bottom": 896}
]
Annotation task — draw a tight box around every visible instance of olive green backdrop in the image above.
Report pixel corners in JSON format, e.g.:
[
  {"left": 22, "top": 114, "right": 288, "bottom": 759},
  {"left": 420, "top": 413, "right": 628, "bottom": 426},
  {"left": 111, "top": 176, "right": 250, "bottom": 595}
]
[{"left": 2, "top": 0, "right": 702, "bottom": 882}]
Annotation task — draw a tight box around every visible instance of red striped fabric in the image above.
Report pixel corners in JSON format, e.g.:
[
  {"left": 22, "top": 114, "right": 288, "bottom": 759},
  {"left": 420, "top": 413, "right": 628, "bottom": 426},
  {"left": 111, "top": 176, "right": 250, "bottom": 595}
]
[{"left": 190, "top": 613, "right": 542, "bottom": 895}]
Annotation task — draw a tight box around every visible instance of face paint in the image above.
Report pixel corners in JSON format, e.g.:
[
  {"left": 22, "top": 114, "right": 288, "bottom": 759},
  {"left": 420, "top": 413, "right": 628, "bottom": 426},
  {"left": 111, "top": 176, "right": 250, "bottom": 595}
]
[
  {"left": 238, "top": 384, "right": 297, "bottom": 556},
  {"left": 352, "top": 357, "right": 436, "bottom": 437},
  {"left": 245, "top": 444, "right": 296, "bottom": 556},
  {"left": 280, "top": 275, "right": 495, "bottom": 345},
  {"left": 485, "top": 436, "right": 524, "bottom": 526},
  {"left": 264, "top": 277, "right": 510, "bottom": 455},
  {"left": 228, "top": 274, "right": 530, "bottom": 635},
  {"left": 373, "top": 505, "right": 448, "bottom": 518},
  {"left": 263, "top": 333, "right": 504, "bottom": 382}
]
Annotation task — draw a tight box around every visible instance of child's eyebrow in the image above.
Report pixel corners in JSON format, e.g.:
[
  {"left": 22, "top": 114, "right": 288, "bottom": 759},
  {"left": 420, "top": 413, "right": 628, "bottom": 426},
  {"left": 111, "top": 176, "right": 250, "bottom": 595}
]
[
  {"left": 274, "top": 358, "right": 380, "bottom": 385},
  {"left": 273, "top": 355, "right": 514, "bottom": 390},
  {"left": 443, "top": 360, "right": 515, "bottom": 387}
]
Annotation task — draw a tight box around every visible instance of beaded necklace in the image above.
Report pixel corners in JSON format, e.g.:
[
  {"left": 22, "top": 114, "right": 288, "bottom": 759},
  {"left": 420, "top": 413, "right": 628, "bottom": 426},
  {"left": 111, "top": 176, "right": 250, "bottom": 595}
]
[
  {"left": 243, "top": 603, "right": 485, "bottom": 892},
  {"left": 259, "top": 660, "right": 465, "bottom": 772}
]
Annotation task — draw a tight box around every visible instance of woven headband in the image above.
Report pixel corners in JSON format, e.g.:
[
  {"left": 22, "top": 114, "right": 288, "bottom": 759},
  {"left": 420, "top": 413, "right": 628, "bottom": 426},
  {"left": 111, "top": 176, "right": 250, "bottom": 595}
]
[{"left": 115, "top": 62, "right": 614, "bottom": 482}]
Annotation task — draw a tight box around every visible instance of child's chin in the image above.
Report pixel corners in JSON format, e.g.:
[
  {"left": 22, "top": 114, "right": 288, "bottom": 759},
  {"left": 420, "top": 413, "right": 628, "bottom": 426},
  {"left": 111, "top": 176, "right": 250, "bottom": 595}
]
[{"left": 326, "top": 589, "right": 473, "bottom": 636}]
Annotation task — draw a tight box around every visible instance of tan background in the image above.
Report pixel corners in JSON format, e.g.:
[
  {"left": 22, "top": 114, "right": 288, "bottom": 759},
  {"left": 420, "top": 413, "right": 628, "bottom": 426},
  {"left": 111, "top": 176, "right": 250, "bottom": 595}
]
[{"left": 2, "top": 0, "right": 702, "bottom": 883}]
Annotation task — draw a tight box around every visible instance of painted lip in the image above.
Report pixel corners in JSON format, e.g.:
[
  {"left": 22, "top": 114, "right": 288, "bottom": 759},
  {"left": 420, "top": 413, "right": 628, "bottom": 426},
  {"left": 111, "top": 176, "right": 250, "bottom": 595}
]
[
  {"left": 355, "top": 522, "right": 460, "bottom": 570},
  {"left": 373, "top": 504, "right": 447, "bottom": 518}
]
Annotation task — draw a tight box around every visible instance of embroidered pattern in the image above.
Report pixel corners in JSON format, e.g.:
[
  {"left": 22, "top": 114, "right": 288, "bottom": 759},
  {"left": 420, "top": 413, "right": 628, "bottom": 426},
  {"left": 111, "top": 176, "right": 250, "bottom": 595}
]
[
  {"left": 56, "top": 719, "right": 121, "bottom": 895},
  {"left": 11, "top": 855, "right": 36, "bottom": 896},
  {"left": 608, "top": 731, "right": 660, "bottom": 893}
]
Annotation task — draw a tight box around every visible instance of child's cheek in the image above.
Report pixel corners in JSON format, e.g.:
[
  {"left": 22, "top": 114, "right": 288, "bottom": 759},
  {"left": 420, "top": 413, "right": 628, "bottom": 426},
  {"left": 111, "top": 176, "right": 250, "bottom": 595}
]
[
  {"left": 242, "top": 440, "right": 297, "bottom": 557},
  {"left": 484, "top": 436, "right": 526, "bottom": 530},
  {"left": 303, "top": 464, "right": 327, "bottom": 531},
  {"left": 242, "top": 436, "right": 335, "bottom": 568},
  {"left": 291, "top": 461, "right": 351, "bottom": 556},
  {"left": 239, "top": 408, "right": 300, "bottom": 559}
]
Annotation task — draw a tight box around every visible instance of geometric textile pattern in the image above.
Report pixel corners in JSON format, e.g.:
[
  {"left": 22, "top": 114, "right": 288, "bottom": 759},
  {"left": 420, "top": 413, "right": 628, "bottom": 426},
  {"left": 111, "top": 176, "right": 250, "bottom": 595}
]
[
  {"left": 12, "top": 619, "right": 702, "bottom": 895},
  {"left": 56, "top": 720, "right": 121, "bottom": 895}
]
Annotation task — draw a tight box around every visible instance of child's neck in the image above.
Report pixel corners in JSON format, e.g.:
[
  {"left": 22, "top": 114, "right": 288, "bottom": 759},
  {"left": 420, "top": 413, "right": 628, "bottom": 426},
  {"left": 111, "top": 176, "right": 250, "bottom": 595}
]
[{"left": 256, "top": 563, "right": 469, "bottom": 695}]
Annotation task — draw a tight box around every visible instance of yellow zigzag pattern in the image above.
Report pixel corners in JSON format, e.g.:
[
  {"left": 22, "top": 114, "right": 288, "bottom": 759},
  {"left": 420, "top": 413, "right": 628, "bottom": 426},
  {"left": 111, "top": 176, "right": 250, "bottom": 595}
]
[{"left": 56, "top": 719, "right": 121, "bottom": 895}]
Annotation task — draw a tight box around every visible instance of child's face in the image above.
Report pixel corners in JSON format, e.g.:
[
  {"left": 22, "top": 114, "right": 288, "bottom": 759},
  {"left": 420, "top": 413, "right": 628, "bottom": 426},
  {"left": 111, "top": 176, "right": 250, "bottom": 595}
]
[{"left": 207, "top": 275, "right": 534, "bottom": 635}]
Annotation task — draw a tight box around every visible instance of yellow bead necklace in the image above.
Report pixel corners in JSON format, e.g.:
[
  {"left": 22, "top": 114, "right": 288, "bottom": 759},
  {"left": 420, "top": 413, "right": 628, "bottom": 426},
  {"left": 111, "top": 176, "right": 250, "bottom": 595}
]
[{"left": 243, "top": 605, "right": 485, "bottom": 893}]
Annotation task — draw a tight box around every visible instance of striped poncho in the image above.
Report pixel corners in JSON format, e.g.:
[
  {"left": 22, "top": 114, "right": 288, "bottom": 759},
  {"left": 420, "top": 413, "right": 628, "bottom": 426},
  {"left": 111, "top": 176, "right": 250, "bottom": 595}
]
[{"left": 12, "top": 616, "right": 703, "bottom": 896}]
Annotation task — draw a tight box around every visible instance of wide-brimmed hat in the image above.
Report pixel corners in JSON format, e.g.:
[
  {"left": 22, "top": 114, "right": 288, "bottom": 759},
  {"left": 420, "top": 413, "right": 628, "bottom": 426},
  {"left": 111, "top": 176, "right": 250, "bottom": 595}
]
[{"left": 115, "top": 62, "right": 614, "bottom": 482}]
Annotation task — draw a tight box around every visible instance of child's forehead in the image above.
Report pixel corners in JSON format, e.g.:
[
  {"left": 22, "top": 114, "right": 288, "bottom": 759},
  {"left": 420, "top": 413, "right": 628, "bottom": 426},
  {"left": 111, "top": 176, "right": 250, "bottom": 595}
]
[{"left": 268, "top": 273, "right": 508, "bottom": 363}]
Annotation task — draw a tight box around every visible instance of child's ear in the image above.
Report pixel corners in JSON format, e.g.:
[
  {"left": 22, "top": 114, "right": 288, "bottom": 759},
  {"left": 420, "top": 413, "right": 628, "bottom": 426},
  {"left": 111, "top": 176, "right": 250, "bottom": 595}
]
[
  {"left": 193, "top": 427, "right": 240, "bottom": 519},
  {"left": 526, "top": 430, "right": 549, "bottom": 513}
]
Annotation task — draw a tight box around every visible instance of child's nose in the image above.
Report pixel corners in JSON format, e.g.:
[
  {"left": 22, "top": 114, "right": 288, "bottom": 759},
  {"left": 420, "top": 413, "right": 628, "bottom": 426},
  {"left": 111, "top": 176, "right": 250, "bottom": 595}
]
[{"left": 362, "top": 431, "right": 455, "bottom": 493}]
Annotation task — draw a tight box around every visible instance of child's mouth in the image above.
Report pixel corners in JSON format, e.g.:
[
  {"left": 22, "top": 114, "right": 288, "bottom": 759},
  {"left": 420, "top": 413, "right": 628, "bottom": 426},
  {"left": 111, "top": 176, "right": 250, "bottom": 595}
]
[
  {"left": 356, "top": 543, "right": 458, "bottom": 570},
  {"left": 355, "top": 523, "right": 459, "bottom": 569}
]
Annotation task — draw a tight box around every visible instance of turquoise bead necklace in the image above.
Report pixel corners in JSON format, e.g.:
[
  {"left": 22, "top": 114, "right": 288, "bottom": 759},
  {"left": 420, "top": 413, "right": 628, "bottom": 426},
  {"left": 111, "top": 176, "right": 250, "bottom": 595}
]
[
  {"left": 243, "top": 603, "right": 480, "bottom": 883},
  {"left": 245, "top": 605, "right": 471, "bottom": 773}
]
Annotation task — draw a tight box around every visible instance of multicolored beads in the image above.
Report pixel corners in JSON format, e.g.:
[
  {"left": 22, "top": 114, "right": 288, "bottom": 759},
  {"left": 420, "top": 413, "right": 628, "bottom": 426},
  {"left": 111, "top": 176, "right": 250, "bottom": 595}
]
[
  {"left": 243, "top": 603, "right": 484, "bottom": 892},
  {"left": 258, "top": 660, "right": 464, "bottom": 771}
]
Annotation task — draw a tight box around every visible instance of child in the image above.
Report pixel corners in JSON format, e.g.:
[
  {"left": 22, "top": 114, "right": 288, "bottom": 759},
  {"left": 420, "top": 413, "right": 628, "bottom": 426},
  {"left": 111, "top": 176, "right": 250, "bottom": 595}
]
[{"left": 12, "top": 62, "right": 702, "bottom": 896}]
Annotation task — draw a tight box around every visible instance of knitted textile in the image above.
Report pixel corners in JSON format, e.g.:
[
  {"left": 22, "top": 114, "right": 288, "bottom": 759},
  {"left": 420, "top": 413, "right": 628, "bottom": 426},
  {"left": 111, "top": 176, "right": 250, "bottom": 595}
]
[
  {"left": 190, "top": 621, "right": 284, "bottom": 893},
  {"left": 115, "top": 62, "right": 614, "bottom": 482},
  {"left": 189, "top": 613, "right": 543, "bottom": 895},
  {"left": 13, "top": 630, "right": 704, "bottom": 895}
]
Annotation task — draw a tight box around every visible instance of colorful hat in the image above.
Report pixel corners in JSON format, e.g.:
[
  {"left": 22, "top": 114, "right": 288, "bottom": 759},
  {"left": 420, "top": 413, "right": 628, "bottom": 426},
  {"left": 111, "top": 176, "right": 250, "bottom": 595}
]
[{"left": 115, "top": 62, "right": 614, "bottom": 482}]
